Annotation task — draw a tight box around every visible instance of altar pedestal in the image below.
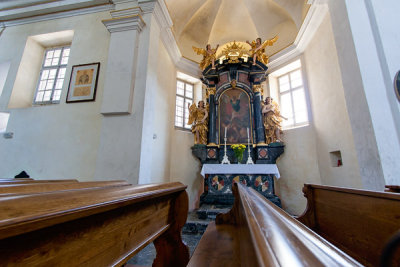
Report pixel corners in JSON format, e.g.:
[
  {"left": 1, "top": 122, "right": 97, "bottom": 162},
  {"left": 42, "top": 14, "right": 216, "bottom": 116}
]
[{"left": 200, "top": 164, "right": 281, "bottom": 207}]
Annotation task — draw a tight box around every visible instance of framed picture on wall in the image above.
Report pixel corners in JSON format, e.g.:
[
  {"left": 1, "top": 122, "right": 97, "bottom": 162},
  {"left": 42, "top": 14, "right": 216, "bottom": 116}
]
[{"left": 66, "top": 62, "right": 100, "bottom": 103}]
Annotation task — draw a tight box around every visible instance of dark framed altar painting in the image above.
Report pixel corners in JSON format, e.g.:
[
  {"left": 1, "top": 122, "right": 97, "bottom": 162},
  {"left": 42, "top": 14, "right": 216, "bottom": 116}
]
[{"left": 218, "top": 88, "right": 252, "bottom": 144}]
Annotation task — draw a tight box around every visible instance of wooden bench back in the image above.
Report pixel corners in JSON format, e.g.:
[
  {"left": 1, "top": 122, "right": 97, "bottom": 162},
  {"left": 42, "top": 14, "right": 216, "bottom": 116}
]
[
  {"left": 214, "top": 183, "right": 361, "bottom": 266},
  {"left": 0, "top": 179, "right": 78, "bottom": 185},
  {"left": 0, "top": 182, "right": 190, "bottom": 267},
  {"left": 297, "top": 184, "right": 400, "bottom": 266},
  {"left": 0, "top": 180, "right": 130, "bottom": 195}
]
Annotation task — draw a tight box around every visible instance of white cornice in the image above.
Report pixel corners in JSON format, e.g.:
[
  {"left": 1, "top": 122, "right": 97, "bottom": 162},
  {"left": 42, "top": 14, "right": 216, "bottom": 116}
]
[
  {"left": 176, "top": 57, "right": 202, "bottom": 78},
  {"left": 103, "top": 14, "right": 145, "bottom": 33},
  {"left": 137, "top": 0, "right": 197, "bottom": 76},
  {"left": 110, "top": 7, "right": 143, "bottom": 18},
  {"left": 1, "top": 4, "right": 115, "bottom": 27},
  {"left": 268, "top": 2, "right": 328, "bottom": 70},
  {"left": 161, "top": 27, "right": 181, "bottom": 64},
  {"left": 139, "top": 0, "right": 172, "bottom": 29}
]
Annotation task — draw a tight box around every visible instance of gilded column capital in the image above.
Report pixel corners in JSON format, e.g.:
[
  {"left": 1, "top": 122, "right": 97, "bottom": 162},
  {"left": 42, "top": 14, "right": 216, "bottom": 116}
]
[
  {"left": 253, "top": 84, "right": 263, "bottom": 94},
  {"left": 207, "top": 87, "right": 216, "bottom": 96}
]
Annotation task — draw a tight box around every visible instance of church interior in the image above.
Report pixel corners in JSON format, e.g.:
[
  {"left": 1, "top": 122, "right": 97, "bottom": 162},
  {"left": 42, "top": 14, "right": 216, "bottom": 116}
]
[{"left": 0, "top": 0, "right": 399, "bottom": 265}]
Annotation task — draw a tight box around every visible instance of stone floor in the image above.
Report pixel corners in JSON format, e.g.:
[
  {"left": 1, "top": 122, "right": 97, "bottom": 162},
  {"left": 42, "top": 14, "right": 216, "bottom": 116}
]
[
  {"left": 127, "top": 205, "right": 230, "bottom": 266},
  {"left": 127, "top": 234, "right": 203, "bottom": 266}
]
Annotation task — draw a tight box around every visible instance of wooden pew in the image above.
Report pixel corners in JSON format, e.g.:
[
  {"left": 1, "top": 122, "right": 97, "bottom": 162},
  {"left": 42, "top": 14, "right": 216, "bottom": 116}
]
[
  {"left": 188, "top": 183, "right": 362, "bottom": 266},
  {"left": 0, "top": 180, "right": 130, "bottom": 196},
  {"left": 385, "top": 185, "right": 400, "bottom": 193},
  {"left": 0, "top": 182, "right": 190, "bottom": 266},
  {"left": 0, "top": 179, "right": 78, "bottom": 185},
  {"left": 0, "top": 178, "right": 33, "bottom": 182},
  {"left": 297, "top": 184, "right": 400, "bottom": 266}
]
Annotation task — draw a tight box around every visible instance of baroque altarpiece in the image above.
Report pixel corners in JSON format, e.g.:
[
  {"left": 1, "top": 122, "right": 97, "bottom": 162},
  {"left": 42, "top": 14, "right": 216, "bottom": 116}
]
[{"left": 190, "top": 41, "right": 284, "bottom": 206}]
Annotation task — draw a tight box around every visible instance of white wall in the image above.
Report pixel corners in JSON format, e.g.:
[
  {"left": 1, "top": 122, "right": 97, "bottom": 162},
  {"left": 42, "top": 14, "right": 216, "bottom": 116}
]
[
  {"left": 150, "top": 41, "right": 175, "bottom": 182},
  {"left": 276, "top": 125, "right": 321, "bottom": 215},
  {"left": 303, "top": 13, "right": 362, "bottom": 189},
  {"left": 169, "top": 130, "right": 203, "bottom": 211},
  {"left": 168, "top": 73, "right": 204, "bottom": 211},
  {"left": 327, "top": 0, "right": 398, "bottom": 189},
  {"left": 0, "top": 11, "right": 111, "bottom": 180}
]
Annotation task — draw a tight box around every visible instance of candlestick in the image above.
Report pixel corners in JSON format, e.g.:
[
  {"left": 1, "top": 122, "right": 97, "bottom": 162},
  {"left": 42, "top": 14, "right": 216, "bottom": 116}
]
[
  {"left": 225, "top": 127, "right": 227, "bottom": 138},
  {"left": 246, "top": 128, "right": 254, "bottom": 164}
]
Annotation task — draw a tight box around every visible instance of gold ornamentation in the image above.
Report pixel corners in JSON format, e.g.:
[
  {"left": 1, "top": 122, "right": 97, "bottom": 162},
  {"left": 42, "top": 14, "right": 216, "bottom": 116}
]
[
  {"left": 247, "top": 36, "right": 278, "bottom": 65},
  {"left": 219, "top": 41, "right": 250, "bottom": 64},
  {"left": 192, "top": 44, "right": 219, "bottom": 70},
  {"left": 207, "top": 142, "right": 218, "bottom": 147},
  {"left": 188, "top": 100, "right": 209, "bottom": 145},
  {"left": 207, "top": 87, "right": 216, "bottom": 96},
  {"left": 253, "top": 84, "right": 263, "bottom": 94}
]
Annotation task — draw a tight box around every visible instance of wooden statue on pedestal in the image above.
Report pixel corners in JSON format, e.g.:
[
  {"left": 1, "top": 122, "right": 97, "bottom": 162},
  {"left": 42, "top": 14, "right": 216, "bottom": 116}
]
[
  {"left": 262, "top": 96, "right": 287, "bottom": 144},
  {"left": 188, "top": 101, "right": 209, "bottom": 145}
]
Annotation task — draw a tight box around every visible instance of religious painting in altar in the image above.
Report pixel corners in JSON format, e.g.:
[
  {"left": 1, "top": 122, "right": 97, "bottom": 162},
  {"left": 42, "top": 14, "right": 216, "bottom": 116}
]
[{"left": 219, "top": 88, "right": 252, "bottom": 144}]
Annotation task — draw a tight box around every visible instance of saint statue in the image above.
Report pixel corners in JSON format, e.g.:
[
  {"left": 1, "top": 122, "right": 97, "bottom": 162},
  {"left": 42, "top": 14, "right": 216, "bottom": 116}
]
[
  {"left": 262, "top": 97, "right": 287, "bottom": 144},
  {"left": 192, "top": 44, "right": 220, "bottom": 70},
  {"left": 246, "top": 36, "right": 278, "bottom": 65},
  {"left": 188, "top": 100, "right": 209, "bottom": 145}
]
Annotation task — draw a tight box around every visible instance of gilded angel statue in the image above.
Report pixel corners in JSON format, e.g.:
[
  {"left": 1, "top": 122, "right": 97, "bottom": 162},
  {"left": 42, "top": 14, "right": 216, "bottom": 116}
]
[
  {"left": 261, "top": 96, "right": 287, "bottom": 144},
  {"left": 188, "top": 100, "right": 209, "bottom": 145},
  {"left": 246, "top": 36, "right": 278, "bottom": 65},
  {"left": 192, "top": 44, "right": 220, "bottom": 70}
]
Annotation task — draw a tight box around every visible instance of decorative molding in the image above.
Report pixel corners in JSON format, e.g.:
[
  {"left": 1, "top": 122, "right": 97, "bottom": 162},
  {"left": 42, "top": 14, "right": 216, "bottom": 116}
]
[
  {"left": 102, "top": 14, "right": 145, "bottom": 33},
  {"left": 139, "top": 0, "right": 172, "bottom": 28},
  {"left": 110, "top": 7, "right": 143, "bottom": 18},
  {"left": 268, "top": 2, "right": 328, "bottom": 70},
  {"left": 295, "top": 4, "right": 329, "bottom": 52},
  {"left": 161, "top": 27, "right": 181, "bottom": 64},
  {"left": 207, "top": 87, "right": 216, "bottom": 96},
  {"left": 111, "top": 0, "right": 138, "bottom": 4},
  {"left": 0, "top": 23, "right": 5, "bottom": 36},
  {"left": 253, "top": 84, "right": 263, "bottom": 94},
  {"left": 176, "top": 57, "right": 202, "bottom": 78},
  {"left": 1, "top": 4, "right": 115, "bottom": 27}
]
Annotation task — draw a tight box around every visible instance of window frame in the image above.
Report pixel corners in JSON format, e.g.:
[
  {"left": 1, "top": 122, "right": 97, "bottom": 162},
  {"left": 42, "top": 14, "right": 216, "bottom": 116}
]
[
  {"left": 277, "top": 67, "right": 309, "bottom": 129},
  {"left": 174, "top": 79, "right": 194, "bottom": 131},
  {"left": 33, "top": 45, "right": 70, "bottom": 105}
]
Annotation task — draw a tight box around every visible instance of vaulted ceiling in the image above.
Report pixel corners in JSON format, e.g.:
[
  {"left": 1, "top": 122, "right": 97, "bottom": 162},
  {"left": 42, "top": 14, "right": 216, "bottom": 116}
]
[
  {"left": 165, "top": 0, "right": 310, "bottom": 62},
  {"left": 0, "top": 0, "right": 310, "bottom": 64}
]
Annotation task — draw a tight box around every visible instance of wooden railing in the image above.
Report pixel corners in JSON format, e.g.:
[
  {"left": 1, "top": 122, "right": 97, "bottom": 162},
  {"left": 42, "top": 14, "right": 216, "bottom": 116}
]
[
  {"left": 0, "top": 180, "right": 189, "bottom": 266},
  {"left": 0, "top": 180, "right": 129, "bottom": 196},
  {"left": 297, "top": 184, "right": 400, "bottom": 266},
  {"left": 189, "top": 183, "right": 362, "bottom": 266}
]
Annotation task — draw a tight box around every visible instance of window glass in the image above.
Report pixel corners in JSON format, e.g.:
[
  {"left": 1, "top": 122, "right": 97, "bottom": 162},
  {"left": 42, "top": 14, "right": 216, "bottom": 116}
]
[
  {"left": 277, "top": 67, "right": 309, "bottom": 128},
  {"left": 175, "top": 80, "right": 194, "bottom": 129},
  {"left": 34, "top": 46, "right": 70, "bottom": 104}
]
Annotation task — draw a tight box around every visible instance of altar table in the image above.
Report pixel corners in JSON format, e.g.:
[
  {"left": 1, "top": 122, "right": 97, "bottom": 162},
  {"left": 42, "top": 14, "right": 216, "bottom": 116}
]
[{"left": 201, "top": 164, "right": 280, "bottom": 178}]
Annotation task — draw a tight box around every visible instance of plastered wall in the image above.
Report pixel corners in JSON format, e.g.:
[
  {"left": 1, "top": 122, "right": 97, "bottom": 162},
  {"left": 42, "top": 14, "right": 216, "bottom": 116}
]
[
  {"left": 0, "top": 11, "right": 111, "bottom": 180},
  {"left": 150, "top": 41, "right": 175, "bottom": 183},
  {"left": 303, "top": 13, "right": 362, "bottom": 188},
  {"left": 275, "top": 126, "right": 321, "bottom": 215}
]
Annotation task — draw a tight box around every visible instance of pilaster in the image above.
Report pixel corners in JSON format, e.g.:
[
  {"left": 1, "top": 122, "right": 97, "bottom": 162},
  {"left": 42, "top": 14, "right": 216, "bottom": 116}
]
[
  {"left": 95, "top": 1, "right": 163, "bottom": 184},
  {"left": 327, "top": 0, "right": 400, "bottom": 188},
  {"left": 101, "top": 7, "right": 145, "bottom": 114}
]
